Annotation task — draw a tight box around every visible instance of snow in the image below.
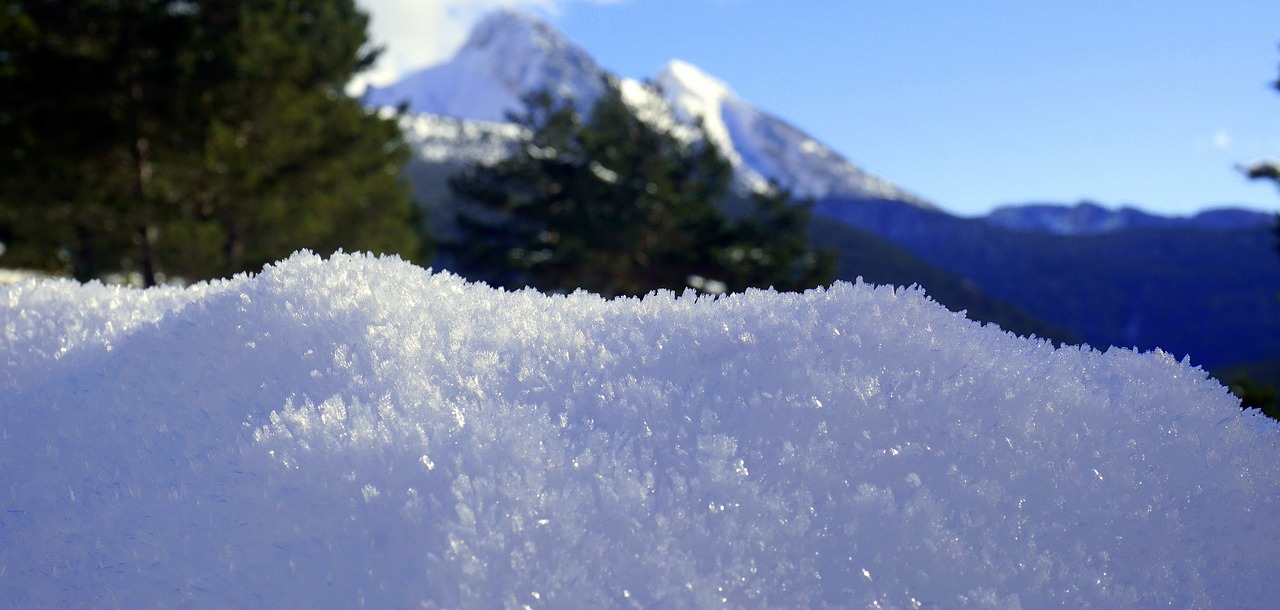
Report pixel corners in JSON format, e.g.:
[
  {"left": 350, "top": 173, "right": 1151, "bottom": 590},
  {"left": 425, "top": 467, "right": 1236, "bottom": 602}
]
[
  {"left": 398, "top": 112, "right": 526, "bottom": 165},
  {"left": 363, "top": 10, "right": 933, "bottom": 209},
  {"left": 654, "top": 60, "right": 934, "bottom": 207},
  {"left": 654, "top": 61, "right": 739, "bottom": 166},
  {"left": 2, "top": 251, "right": 1278, "bottom": 608},
  {"left": 0, "top": 269, "right": 42, "bottom": 285},
  {"left": 362, "top": 9, "right": 605, "bottom": 123}
]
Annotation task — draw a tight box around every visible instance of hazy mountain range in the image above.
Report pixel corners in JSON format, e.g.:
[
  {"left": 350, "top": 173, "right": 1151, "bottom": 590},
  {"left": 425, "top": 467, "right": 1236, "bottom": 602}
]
[{"left": 363, "top": 10, "right": 1280, "bottom": 376}]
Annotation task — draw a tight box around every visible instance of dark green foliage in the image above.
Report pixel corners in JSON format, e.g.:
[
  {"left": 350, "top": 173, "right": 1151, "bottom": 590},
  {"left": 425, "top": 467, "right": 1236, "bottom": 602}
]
[
  {"left": 448, "top": 79, "right": 833, "bottom": 297},
  {"left": 1, "top": 0, "right": 209, "bottom": 282},
  {"left": 1229, "top": 54, "right": 1280, "bottom": 421},
  {"left": 711, "top": 183, "right": 837, "bottom": 293},
  {"left": 1242, "top": 56, "right": 1280, "bottom": 256},
  {"left": 0, "top": 0, "right": 425, "bottom": 285}
]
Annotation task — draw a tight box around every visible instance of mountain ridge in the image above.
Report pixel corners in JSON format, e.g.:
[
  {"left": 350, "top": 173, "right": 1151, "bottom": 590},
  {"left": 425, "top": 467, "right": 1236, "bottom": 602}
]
[
  {"left": 366, "top": 10, "right": 1270, "bottom": 228},
  {"left": 363, "top": 9, "right": 605, "bottom": 122},
  {"left": 363, "top": 10, "right": 930, "bottom": 208},
  {"left": 982, "top": 200, "right": 1273, "bottom": 235},
  {"left": 814, "top": 196, "right": 1280, "bottom": 369}
]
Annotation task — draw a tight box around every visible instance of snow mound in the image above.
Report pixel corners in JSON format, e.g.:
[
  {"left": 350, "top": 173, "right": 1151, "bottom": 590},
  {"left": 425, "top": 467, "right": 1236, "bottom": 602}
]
[{"left": 2, "top": 251, "right": 1276, "bottom": 608}]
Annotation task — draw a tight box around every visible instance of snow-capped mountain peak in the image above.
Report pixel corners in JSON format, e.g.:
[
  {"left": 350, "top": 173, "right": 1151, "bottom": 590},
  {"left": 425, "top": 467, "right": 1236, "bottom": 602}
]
[
  {"left": 655, "top": 60, "right": 738, "bottom": 161},
  {"left": 660, "top": 60, "right": 734, "bottom": 105},
  {"left": 367, "top": 10, "right": 931, "bottom": 208},
  {"left": 655, "top": 59, "right": 932, "bottom": 207},
  {"left": 457, "top": 10, "right": 604, "bottom": 107},
  {"left": 363, "top": 10, "right": 605, "bottom": 122}
]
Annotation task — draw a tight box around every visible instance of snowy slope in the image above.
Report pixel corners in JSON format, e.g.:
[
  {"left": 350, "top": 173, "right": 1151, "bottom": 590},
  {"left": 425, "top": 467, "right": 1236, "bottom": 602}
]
[
  {"left": 656, "top": 60, "right": 933, "bottom": 206},
  {"left": 3, "top": 251, "right": 1278, "bottom": 608},
  {"left": 364, "top": 10, "right": 928, "bottom": 207},
  {"left": 397, "top": 111, "right": 526, "bottom": 165}
]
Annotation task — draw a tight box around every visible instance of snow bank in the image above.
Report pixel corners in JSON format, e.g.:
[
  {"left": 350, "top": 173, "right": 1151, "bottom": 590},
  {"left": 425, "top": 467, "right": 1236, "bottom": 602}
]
[{"left": 2, "top": 251, "right": 1277, "bottom": 608}]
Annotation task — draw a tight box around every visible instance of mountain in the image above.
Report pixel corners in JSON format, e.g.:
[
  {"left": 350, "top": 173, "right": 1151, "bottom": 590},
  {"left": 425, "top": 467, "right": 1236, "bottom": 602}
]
[
  {"left": 982, "top": 200, "right": 1274, "bottom": 235},
  {"left": 365, "top": 9, "right": 1280, "bottom": 373},
  {"left": 816, "top": 197, "right": 1280, "bottom": 369},
  {"left": 653, "top": 61, "right": 933, "bottom": 206},
  {"left": 807, "top": 218, "right": 1082, "bottom": 345},
  {"left": 396, "top": 112, "right": 524, "bottom": 165},
  {"left": 363, "top": 10, "right": 605, "bottom": 122},
  {"left": 363, "top": 10, "right": 928, "bottom": 208}
]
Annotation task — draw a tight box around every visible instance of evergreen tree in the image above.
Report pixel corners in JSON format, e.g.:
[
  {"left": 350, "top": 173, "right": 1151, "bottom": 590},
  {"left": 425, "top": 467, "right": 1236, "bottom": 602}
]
[
  {"left": 1, "top": 0, "right": 210, "bottom": 282},
  {"left": 166, "top": 0, "right": 426, "bottom": 280},
  {"left": 448, "top": 78, "right": 833, "bottom": 297},
  {"left": 1233, "top": 52, "right": 1280, "bottom": 420},
  {"left": 712, "top": 182, "right": 836, "bottom": 293},
  {"left": 1243, "top": 53, "right": 1280, "bottom": 255},
  {"left": 1241, "top": 160, "right": 1280, "bottom": 255},
  {"left": 0, "top": 0, "right": 425, "bottom": 285}
]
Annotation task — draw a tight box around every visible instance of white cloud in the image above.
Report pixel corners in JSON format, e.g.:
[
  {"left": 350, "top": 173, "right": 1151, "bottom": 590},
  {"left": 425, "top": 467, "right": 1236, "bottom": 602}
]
[
  {"left": 351, "top": 0, "right": 619, "bottom": 92},
  {"left": 1212, "top": 129, "right": 1231, "bottom": 149}
]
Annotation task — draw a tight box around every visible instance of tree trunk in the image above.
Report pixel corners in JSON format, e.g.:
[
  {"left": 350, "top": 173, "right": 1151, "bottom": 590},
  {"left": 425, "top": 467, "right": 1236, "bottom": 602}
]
[{"left": 132, "top": 134, "right": 158, "bottom": 287}]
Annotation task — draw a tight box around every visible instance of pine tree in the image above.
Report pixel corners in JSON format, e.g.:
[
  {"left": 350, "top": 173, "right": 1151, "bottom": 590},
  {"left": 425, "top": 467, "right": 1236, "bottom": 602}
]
[
  {"left": 712, "top": 182, "right": 836, "bottom": 293},
  {"left": 1, "top": 1, "right": 210, "bottom": 282},
  {"left": 0, "top": 0, "right": 425, "bottom": 285},
  {"left": 166, "top": 0, "right": 426, "bottom": 280},
  {"left": 1231, "top": 52, "right": 1280, "bottom": 420},
  {"left": 448, "top": 77, "right": 833, "bottom": 297}
]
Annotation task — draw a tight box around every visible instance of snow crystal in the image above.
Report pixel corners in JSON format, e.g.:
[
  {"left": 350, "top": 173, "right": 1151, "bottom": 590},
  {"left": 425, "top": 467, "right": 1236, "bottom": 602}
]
[{"left": 1, "top": 251, "right": 1276, "bottom": 608}]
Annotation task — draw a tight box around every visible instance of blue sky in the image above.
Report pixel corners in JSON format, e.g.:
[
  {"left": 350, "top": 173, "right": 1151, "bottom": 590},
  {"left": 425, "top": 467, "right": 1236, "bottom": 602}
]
[{"left": 358, "top": 0, "right": 1280, "bottom": 216}]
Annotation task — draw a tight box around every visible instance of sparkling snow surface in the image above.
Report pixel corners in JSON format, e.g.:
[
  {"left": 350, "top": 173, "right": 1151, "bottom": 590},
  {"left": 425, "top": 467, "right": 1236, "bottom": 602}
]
[{"left": 2, "top": 252, "right": 1277, "bottom": 608}]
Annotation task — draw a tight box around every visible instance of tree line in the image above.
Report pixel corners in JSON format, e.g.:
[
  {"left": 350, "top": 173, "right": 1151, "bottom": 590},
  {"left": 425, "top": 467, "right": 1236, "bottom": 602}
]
[
  {"left": 1, "top": 0, "right": 425, "bottom": 285},
  {"left": 0, "top": 0, "right": 830, "bottom": 296},
  {"left": 447, "top": 84, "right": 833, "bottom": 297}
]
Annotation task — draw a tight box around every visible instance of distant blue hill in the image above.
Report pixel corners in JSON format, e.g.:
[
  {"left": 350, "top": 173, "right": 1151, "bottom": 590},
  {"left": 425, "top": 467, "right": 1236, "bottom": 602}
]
[
  {"left": 815, "top": 198, "right": 1280, "bottom": 370},
  {"left": 982, "top": 201, "right": 1274, "bottom": 235}
]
